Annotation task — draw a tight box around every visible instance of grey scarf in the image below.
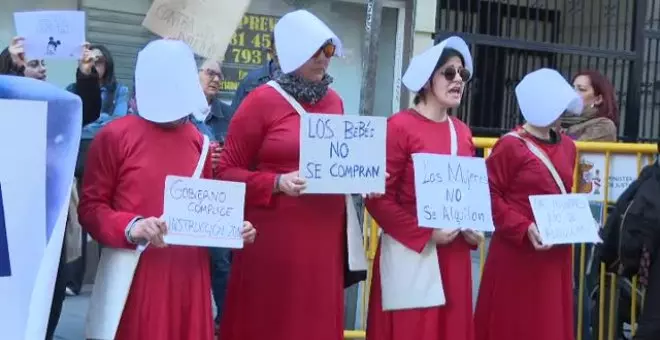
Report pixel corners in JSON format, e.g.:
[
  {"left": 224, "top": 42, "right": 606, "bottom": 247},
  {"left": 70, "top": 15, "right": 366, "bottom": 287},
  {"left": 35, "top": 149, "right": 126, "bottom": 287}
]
[{"left": 275, "top": 72, "right": 333, "bottom": 104}]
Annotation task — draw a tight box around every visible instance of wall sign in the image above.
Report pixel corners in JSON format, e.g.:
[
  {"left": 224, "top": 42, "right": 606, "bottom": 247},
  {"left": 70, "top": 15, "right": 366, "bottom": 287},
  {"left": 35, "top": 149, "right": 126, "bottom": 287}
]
[{"left": 219, "top": 13, "right": 279, "bottom": 94}]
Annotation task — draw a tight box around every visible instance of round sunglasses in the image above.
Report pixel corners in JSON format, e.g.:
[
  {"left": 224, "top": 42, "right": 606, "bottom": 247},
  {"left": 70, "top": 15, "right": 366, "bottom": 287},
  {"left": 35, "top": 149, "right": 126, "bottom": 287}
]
[
  {"left": 312, "top": 42, "right": 336, "bottom": 59},
  {"left": 439, "top": 66, "right": 471, "bottom": 82}
]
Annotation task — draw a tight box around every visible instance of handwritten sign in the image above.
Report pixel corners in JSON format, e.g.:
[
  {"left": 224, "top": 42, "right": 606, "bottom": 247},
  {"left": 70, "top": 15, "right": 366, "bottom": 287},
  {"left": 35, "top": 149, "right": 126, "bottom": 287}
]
[
  {"left": 163, "top": 176, "right": 245, "bottom": 248},
  {"left": 299, "top": 114, "right": 386, "bottom": 194},
  {"left": 142, "top": 0, "right": 251, "bottom": 60},
  {"left": 219, "top": 13, "right": 279, "bottom": 93},
  {"left": 13, "top": 11, "right": 86, "bottom": 60},
  {"left": 529, "top": 194, "right": 602, "bottom": 245},
  {"left": 412, "top": 154, "right": 494, "bottom": 231}
]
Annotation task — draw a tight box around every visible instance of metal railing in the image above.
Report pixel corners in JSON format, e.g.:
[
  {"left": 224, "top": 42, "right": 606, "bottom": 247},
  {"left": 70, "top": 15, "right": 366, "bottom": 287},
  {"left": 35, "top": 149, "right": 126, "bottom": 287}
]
[{"left": 343, "top": 138, "right": 657, "bottom": 339}]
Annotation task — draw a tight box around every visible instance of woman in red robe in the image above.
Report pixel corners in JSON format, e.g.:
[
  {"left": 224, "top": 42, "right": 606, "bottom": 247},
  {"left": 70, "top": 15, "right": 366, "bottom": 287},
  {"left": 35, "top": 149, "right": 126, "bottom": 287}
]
[
  {"left": 78, "top": 39, "right": 255, "bottom": 340},
  {"left": 364, "top": 36, "right": 483, "bottom": 340},
  {"left": 217, "top": 10, "right": 370, "bottom": 340},
  {"left": 474, "top": 68, "right": 584, "bottom": 340}
]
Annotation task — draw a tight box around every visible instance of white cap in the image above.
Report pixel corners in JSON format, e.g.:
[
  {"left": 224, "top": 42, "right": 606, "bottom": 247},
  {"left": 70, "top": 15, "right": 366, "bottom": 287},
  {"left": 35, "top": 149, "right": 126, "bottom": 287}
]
[
  {"left": 274, "top": 9, "right": 343, "bottom": 74},
  {"left": 402, "top": 36, "right": 473, "bottom": 92},
  {"left": 515, "top": 68, "right": 583, "bottom": 127},
  {"left": 135, "top": 39, "right": 208, "bottom": 123}
]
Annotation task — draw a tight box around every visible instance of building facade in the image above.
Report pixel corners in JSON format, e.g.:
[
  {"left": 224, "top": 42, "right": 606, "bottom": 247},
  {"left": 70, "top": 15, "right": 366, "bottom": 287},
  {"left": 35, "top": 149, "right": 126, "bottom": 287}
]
[{"left": 430, "top": 0, "right": 660, "bottom": 141}]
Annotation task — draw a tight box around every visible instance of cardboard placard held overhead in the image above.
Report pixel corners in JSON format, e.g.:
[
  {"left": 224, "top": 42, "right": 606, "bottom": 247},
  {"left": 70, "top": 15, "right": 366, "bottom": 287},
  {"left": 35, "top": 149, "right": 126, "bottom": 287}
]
[{"left": 142, "top": 0, "right": 251, "bottom": 60}]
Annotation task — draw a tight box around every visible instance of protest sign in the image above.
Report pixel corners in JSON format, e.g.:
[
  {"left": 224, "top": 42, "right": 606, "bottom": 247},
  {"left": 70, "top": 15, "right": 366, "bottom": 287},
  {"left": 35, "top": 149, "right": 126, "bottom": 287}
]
[
  {"left": 0, "top": 75, "right": 82, "bottom": 340},
  {"left": 529, "top": 194, "right": 602, "bottom": 245},
  {"left": 412, "top": 154, "right": 494, "bottom": 231},
  {"left": 299, "top": 114, "right": 386, "bottom": 194},
  {"left": 142, "top": 0, "right": 251, "bottom": 60},
  {"left": 163, "top": 176, "right": 245, "bottom": 248},
  {"left": 14, "top": 11, "right": 85, "bottom": 60}
]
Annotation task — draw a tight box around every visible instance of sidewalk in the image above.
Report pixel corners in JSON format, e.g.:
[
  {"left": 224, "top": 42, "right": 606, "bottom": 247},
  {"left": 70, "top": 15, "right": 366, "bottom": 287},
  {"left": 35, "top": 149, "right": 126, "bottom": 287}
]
[{"left": 53, "top": 286, "right": 90, "bottom": 340}]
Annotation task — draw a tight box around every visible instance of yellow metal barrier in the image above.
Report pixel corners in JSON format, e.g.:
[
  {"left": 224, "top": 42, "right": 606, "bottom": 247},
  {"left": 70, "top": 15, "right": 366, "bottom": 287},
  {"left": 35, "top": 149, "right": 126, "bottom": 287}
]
[{"left": 343, "top": 138, "right": 657, "bottom": 339}]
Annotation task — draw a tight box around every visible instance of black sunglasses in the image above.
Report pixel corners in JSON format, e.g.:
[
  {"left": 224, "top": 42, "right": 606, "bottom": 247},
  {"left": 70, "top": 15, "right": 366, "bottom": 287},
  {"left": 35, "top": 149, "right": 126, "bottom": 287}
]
[{"left": 439, "top": 66, "right": 471, "bottom": 82}]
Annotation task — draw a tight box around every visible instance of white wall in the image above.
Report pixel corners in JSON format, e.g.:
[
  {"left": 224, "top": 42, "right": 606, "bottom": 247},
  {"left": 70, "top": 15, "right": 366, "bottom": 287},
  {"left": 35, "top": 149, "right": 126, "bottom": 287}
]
[{"left": 1, "top": 0, "right": 79, "bottom": 88}]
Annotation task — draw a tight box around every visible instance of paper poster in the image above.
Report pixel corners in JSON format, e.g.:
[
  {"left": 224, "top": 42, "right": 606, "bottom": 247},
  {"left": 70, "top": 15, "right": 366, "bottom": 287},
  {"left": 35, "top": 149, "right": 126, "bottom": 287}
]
[
  {"left": 163, "top": 176, "right": 245, "bottom": 248},
  {"left": 142, "top": 0, "right": 251, "bottom": 60},
  {"left": 577, "top": 153, "right": 647, "bottom": 202},
  {"left": 13, "top": 11, "right": 85, "bottom": 60},
  {"left": 529, "top": 194, "right": 602, "bottom": 245},
  {"left": 0, "top": 75, "right": 82, "bottom": 340},
  {"left": 299, "top": 114, "right": 387, "bottom": 194},
  {"left": 412, "top": 154, "right": 495, "bottom": 232}
]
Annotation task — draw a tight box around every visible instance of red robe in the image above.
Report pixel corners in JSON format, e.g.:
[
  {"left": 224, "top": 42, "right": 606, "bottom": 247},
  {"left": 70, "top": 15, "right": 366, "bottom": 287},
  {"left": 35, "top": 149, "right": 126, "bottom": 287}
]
[
  {"left": 365, "top": 109, "right": 476, "bottom": 340},
  {"left": 218, "top": 85, "right": 346, "bottom": 340},
  {"left": 78, "top": 115, "right": 214, "bottom": 340},
  {"left": 474, "top": 129, "right": 576, "bottom": 340}
]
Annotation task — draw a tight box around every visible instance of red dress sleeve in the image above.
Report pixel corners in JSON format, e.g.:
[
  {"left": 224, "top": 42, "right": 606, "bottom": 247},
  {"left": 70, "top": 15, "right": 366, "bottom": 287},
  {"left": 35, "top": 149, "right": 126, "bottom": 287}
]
[
  {"left": 465, "top": 126, "right": 479, "bottom": 250},
  {"left": 217, "top": 89, "right": 277, "bottom": 207},
  {"left": 366, "top": 120, "right": 433, "bottom": 253},
  {"left": 78, "top": 128, "right": 138, "bottom": 249},
  {"left": 486, "top": 136, "right": 535, "bottom": 246}
]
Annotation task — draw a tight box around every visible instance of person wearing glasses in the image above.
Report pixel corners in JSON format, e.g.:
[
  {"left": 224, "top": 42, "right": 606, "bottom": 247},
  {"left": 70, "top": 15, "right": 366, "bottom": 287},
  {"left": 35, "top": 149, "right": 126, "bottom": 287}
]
[
  {"left": 216, "top": 9, "right": 375, "bottom": 340},
  {"left": 365, "top": 36, "right": 482, "bottom": 340},
  {"left": 474, "top": 69, "right": 582, "bottom": 340},
  {"left": 193, "top": 59, "right": 232, "bottom": 141}
]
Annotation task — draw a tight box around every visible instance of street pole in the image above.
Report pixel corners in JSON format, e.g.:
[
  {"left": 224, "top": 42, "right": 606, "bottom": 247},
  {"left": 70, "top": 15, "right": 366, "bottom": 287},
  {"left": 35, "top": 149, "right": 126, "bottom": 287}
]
[
  {"left": 346, "top": 0, "right": 384, "bottom": 331},
  {"left": 358, "top": 0, "right": 384, "bottom": 117}
]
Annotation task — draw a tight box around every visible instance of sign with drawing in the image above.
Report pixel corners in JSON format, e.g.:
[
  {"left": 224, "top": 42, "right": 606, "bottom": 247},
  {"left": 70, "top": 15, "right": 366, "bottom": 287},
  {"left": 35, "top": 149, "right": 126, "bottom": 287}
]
[
  {"left": 577, "top": 153, "right": 651, "bottom": 202},
  {"left": 13, "top": 11, "right": 86, "bottom": 60},
  {"left": 142, "top": 0, "right": 252, "bottom": 60}
]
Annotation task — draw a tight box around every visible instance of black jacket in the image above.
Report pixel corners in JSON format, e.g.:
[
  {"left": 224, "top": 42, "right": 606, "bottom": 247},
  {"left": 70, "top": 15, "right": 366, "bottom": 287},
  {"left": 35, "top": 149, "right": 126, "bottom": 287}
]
[{"left": 599, "top": 161, "right": 660, "bottom": 278}]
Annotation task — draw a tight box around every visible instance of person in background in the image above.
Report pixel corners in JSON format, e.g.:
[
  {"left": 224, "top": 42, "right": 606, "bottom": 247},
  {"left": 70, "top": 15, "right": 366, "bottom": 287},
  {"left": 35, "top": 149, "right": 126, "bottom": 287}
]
[
  {"left": 0, "top": 37, "right": 46, "bottom": 79},
  {"left": 474, "top": 68, "right": 583, "bottom": 340},
  {"left": 1, "top": 35, "right": 101, "bottom": 340},
  {"left": 192, "top": 57, "right": 234, "bottom": 335},
  {"left": 68, "top": 44, "right": 129, "bottom": 145},
  {"left": 78, "top": 39, "right": 256, "bottom": 340},
  {"left": 564, "top": 69, "right": 619, "bottom": 340},
  {"left": 365, "top": 36, "right": 482, "bottom": 340},
  {"left": 192, "top": 58, "right": 232, "bottom": 141},
  {"left": 229, "top": 37, "right": 280, "bottom": 114},
  {"left": 560, "top": 70, "right": 618, "bottom": 142}
]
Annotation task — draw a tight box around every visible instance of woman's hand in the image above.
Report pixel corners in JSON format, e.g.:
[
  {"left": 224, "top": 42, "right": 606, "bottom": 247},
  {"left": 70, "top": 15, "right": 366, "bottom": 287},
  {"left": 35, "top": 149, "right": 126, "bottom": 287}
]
[
  {"left": 363, "top": 172, "right": 390, "bottom": 199},
  {"left": 210, "top": 141, "right": 222, "bottom": 171},
  {"left": 528, "top": 223, "right": 551, "bottom": 251},
  {"left": 431, "top": 228, "right": 460, "bottom": 245},
  {"left": 462, "top": 229, "right": 485, "bottom": 246},
  {"left": 129, "top": 217, "right": 168, "bottom": 247},
  {"left": 275, "top": 171, "right": 307, "bottom": 196},
  {"left": 8, "top": 36, "right": 26, "bottom": 68},
  {"left": 78, "top": 42, "right": 94, "bottom": 75},
  {"left": 241, "top": 221, "right": 257, "bottom": 244}
]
